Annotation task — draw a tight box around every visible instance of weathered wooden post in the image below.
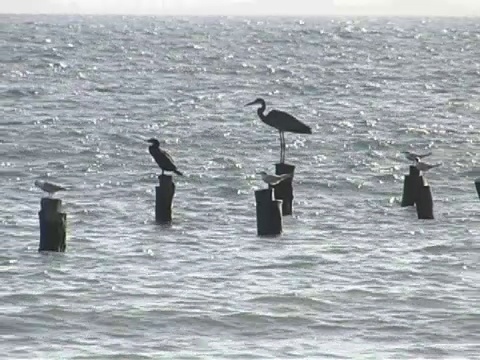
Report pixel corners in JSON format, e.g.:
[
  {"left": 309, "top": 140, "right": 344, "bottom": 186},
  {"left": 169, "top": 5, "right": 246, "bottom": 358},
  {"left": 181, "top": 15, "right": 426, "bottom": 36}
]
[
  {"left": 255, "top": 188, "right": 282, "bottom": 236},
  {"left": 475, "top": 178, "right": 480, "bottom": 199},
  {"left": 274, "top": 163, "right": 295, "bottom": 216},
  {"left": 415, "top": 178, "right": 434, "bottom": 219},
  {"left": 38, "top": 197, "right": 66, "bottom": 252},
  {"left": 401, "top": 165, "right": 422, "bottom": 207},
  {"left": 155, "top": 175, "right": 175, "bottom": 224}
]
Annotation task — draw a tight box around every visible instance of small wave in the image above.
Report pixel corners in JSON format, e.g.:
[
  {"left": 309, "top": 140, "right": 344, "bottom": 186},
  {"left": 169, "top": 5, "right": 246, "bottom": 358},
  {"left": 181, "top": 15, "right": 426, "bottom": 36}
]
[
  {"left": 222, "top": 311, "right": 316, "bottom": 327},
  {"left": 248, "top": 295, "right": 334, "bottom": 310},
  {"left": 92, "top": 85, "right": 120, "bottom": 93},
  {"left": 1, "top": 88, "right": 41, "bottom": 98},
  {"left": 412, "top": 244, "right": 452, "bottom": 254}
]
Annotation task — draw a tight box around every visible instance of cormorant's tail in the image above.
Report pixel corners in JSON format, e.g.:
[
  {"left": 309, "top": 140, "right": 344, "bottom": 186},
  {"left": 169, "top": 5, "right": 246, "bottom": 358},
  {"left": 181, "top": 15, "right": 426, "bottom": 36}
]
[{"left": 174, "top": 169, "right": 184, "bottom": 176}]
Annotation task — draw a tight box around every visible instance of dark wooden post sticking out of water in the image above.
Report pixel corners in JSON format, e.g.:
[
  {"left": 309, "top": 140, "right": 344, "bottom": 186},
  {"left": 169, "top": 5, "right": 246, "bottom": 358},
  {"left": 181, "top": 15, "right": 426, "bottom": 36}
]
[
  {"left": 38, "top": 198, "right": 66, "bottom": 252},
  {"left": 255, "top": 188, "right": 282, "bottom": 236},
  {"left": 475, "top": 178, "right": 480, "bottom": 199},
  {"left": 155, "top": 175, "right": 175, "bottom": 224},
  {"left": 274, "top": 163, "right": 295, "bottom": 216},
  {"left": 414, "top": 177, "right": 434, "bottom": 220},
  {"left": 401, "top": 165, "right": 422, "bottom": 207}
]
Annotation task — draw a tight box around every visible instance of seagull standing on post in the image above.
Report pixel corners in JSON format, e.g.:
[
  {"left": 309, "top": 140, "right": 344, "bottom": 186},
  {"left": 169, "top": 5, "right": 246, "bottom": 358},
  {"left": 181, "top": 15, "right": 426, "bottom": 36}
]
[
  {"left": 414, "top": 157, "right": 441, "bottom": 175},
  {"left": 402, "top": 151, "right": 432, "bottom": 165},
  {"left": 34, "top": 180, "right": 67, "bottom": 197},
  {"left": 246, "top": 98, "right": 312, "bottom": 163},
  {"left": 257, "top": 171, "right": 292, "bottom": 187},
  {"left": 147, "top": 138, "right": 183, "bottom": 176}
]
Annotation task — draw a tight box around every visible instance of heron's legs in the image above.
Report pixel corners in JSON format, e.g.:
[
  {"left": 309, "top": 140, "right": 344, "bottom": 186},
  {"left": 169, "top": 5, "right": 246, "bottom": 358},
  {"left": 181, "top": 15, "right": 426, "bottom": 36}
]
[
  {"left": 280, "top": 131, "right": 286, "bottom": 163},
  {"left": 278, "top": 131, "right": 283, "bottom": 162}
]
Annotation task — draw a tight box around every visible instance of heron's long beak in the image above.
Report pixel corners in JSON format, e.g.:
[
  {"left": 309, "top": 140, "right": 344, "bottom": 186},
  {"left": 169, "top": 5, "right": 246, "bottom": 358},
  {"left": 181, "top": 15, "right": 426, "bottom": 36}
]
[{"left": 245, "top": 100, "right": 256, "bottom": 107}]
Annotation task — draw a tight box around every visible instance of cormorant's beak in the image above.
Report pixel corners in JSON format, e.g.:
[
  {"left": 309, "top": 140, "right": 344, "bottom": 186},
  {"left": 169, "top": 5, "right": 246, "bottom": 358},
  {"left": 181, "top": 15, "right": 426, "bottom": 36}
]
[{"left": 245, "top": 100, "right": 256, "bottom": 107}]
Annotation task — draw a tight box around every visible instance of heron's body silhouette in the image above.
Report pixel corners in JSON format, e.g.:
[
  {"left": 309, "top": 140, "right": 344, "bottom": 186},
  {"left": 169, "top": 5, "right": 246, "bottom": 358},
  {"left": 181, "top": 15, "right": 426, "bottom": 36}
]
[
  {"left": 246, "top": 98, "right": 312, "bottom": 163},
  {"left": 147, "top": 138, "right": 183, "bottom": 176}
]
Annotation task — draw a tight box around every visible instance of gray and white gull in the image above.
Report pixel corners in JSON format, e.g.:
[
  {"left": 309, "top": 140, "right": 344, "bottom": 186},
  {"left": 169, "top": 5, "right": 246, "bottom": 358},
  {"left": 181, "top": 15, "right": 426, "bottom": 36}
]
[
  {"left": 34, "top": 180, "right": 67, "bottom": 197},
  {"left": 257, "top": 171, "right": 292, "bottom": 186}
]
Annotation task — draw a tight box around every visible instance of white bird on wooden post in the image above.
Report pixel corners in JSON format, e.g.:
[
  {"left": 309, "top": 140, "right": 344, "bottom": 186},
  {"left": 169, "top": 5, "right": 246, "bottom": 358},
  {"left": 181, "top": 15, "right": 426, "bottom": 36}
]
[
  {"left": 401, "top": 151, "right": 432, "bottom": 164},
  {"left": 414, "top": 157, "right": 441, "bottom": 175},
  {"left": 34, "top": 180, "right": 67, "bottom": 197},
  {"left": 257, "top": 171, "right": 292, "bottom": 187}
]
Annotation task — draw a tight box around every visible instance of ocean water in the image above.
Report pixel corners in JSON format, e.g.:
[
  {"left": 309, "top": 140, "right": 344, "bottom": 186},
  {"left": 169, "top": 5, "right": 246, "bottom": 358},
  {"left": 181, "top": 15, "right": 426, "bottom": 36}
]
[{"left": 0, "top": 14, "right": 479, "bottom": 359}]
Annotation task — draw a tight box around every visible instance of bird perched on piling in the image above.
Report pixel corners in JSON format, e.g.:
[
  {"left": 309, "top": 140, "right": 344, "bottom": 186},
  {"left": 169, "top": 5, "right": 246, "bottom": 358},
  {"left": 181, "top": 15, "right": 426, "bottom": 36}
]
[
  {"left": 34, "top": 180, "right": 67, "bottom": 197},
  {"left": 147, "top": 138, "right": 183, "bottom": 176},
  {"left": 402, "top": 150, "right": 432, "bottom": 164},
  {"left": 258, "top": 171, "right": 292, "bottom": 187},
  {"left": 414, "top": 157, "right": 441, "bottom": 175},
  {"left": 246, "top": 98, "right": 312, "bottom": 163}
]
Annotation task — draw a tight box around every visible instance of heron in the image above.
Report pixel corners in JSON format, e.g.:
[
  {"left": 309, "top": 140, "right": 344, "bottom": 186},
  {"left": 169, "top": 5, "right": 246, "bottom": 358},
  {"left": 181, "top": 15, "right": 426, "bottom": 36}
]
[
  {"left": 147, "top": 138, "right": 183, "bottom": 176},
  {"left": 246, "top": 98, "right": 312, "bottom": 163}
]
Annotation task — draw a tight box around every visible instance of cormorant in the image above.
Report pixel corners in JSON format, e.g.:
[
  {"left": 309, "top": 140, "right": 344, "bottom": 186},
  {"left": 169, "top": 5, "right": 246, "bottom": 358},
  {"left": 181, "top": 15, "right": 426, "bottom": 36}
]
[{"left": 147, "top": 138, "right": 183, "bottom": 176}]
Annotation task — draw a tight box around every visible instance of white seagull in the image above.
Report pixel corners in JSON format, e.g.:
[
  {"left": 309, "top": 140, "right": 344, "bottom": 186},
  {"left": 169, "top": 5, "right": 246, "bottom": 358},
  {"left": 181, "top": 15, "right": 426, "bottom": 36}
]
[
  {"left": 34, "top": 180, "right": 67, "bottom": 197},
  {"left": 401, "top": 151, "right": 432, "bottom": 163},
  {"left": 414, "top": 157, "right": 441, "bottom": 175},
  {"left": 257, "top": 171, "right": 293, "bottom": 187}
]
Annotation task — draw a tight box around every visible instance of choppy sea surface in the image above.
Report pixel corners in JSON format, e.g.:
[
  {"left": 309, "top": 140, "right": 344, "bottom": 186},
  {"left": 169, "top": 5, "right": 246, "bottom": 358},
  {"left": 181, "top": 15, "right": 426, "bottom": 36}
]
[{"left": 1, "top": 15, "right": 479, "bottom": 359}]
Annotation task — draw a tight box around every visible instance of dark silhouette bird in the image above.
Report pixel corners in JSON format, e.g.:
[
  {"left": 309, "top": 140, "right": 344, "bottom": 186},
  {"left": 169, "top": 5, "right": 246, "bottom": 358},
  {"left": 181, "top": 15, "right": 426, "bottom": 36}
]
[
  {"left": 147, "top": 138, "right": 183, "bottom": 176},
  {"left": 245, "top": 98, "right": 312, "bottom": 163}
]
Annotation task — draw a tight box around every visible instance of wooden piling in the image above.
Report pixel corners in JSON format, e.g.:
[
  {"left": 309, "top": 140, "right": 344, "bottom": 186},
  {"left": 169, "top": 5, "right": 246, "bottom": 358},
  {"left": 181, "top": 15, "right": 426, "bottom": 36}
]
[
  {"left": 38, "top": 197, "right": 66, "bottom": 252},
  {"left": 415, "top": 180, "right": 434, "bottom": 220},
  {"left": 401, "top": 165, "right": 422, "bottom": 207},
  {"left": 255, "top": 188, "right": 282, "bottom": 236},
  {"left": 274, "top": 163, "right": 295, "bottom": 216},
  {"left": 155, "top": 174, "right": 175, "bottom": 224}
]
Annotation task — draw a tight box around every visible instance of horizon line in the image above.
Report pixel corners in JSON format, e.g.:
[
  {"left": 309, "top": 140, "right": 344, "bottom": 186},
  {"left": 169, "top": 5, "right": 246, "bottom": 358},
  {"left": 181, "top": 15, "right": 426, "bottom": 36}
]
[{"left": 1, "top": 12, "right": 480, "bottom": 18}]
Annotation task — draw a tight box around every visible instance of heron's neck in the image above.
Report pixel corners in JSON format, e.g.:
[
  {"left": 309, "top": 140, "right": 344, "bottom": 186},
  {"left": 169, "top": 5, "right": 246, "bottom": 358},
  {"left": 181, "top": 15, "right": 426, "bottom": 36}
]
[{"left": 257, "top": 103, "right": 266, "bottom": 120}]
